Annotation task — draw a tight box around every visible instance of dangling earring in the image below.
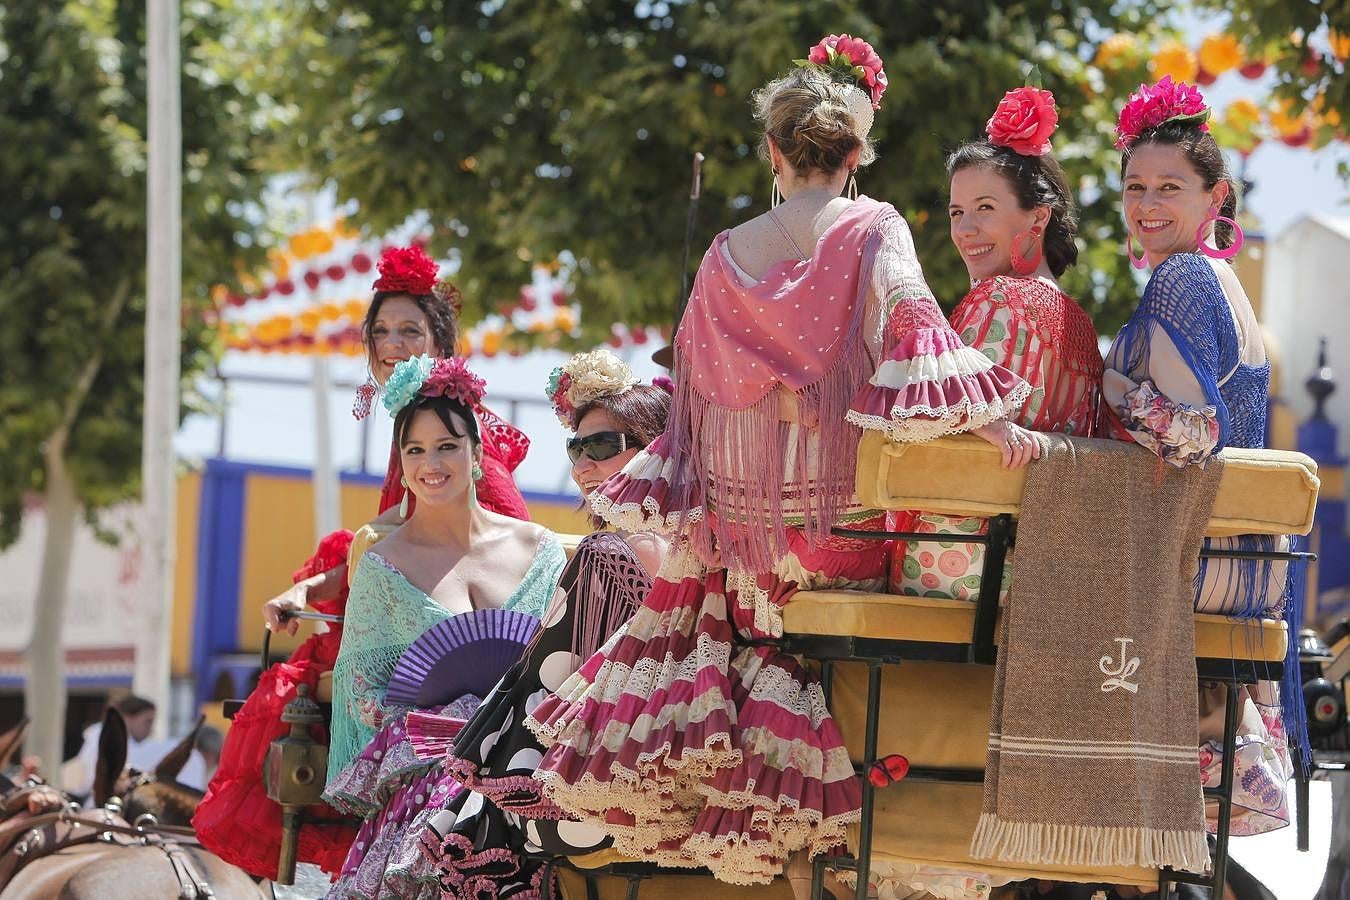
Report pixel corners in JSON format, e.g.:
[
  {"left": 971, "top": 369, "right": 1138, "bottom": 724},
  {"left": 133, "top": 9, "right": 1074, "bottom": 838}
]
[
  {"left": 846, "top": 169, "right": 858, "bottom": 201},
  {"left": 352, "top": 376, "right": 377, "bottom": 420},
  {"left": 471, "top": 462, "right": 483, "bottom": 481},
  {"left": 1010, "top": 225, "right": 1044, "bottom": 276},
  {"left": 1196, "top": 203, "right": 1244, "bottom": 260},
  {"left": 398, "top": 476, "right": 410, "bottom": 520},
  {"left": 1125, "top": 230, "right": 1149, "bottom": 270},
  {"left": 771, "top": 167, "right": 783, "bottom": 209}
]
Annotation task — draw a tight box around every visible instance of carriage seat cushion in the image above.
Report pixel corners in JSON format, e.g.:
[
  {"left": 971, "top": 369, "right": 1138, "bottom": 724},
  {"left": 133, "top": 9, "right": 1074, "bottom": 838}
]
[
  {"left": 783, "top": 590, "right": 1288, "bottom": 663},
  {"left": 854, "top": 432, "right": 1320, "bottom": 538}
]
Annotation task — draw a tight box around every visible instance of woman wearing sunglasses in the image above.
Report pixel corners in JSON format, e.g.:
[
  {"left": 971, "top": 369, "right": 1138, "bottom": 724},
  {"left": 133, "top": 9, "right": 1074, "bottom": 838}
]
[{"left": 416, "top": 350, "right": 675, "bottom": 876}]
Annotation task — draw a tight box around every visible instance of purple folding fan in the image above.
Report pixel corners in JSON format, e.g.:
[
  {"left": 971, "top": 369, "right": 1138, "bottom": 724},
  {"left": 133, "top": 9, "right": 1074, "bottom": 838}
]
[{"left": 386, "top": 608, "right": 538, "bottom": 708}]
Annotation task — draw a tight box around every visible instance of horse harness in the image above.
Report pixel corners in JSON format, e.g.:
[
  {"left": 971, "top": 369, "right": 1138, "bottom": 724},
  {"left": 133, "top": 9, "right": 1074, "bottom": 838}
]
[{"left": 0, "top": 782, "right": 215, "bottom": 898}]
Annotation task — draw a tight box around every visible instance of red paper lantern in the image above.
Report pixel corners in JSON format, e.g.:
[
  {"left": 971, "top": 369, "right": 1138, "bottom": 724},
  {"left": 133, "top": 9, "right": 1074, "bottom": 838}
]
[
  {"left": 303, "top": 270, "right": 321, "bottom": 291},
  {"left": 276, "top": 279, "right": 295, "bottom": 296},
  {"left": 351, "top": 252, "right": 373, "bottom": 273},
  {"left": 326, "top": 264, "right": 346, "bottom": 282}
]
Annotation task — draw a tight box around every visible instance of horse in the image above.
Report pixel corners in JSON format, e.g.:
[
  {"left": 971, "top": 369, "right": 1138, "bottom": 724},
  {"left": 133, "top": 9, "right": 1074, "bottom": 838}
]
[{"left": 0, "top": 715, "right": 268, "bottom": 899}]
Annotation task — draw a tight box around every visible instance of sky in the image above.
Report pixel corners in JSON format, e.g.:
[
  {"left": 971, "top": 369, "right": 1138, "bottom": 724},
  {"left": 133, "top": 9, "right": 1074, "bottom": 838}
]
[{"left": 176, "top": 15, "right": 1350, "bottom": 495}]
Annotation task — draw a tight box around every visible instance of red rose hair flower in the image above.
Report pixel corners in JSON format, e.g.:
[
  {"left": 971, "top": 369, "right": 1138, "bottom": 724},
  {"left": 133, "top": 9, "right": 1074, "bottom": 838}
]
[
  {"left": 373, "top": 245, "right": 439, "bottom": 295},
  {"left": 986, "top": 86, "right": 1059, "bottom": 157},
  {"left": 1115, "top": 76, "right": 1210, "bottom": 151}
]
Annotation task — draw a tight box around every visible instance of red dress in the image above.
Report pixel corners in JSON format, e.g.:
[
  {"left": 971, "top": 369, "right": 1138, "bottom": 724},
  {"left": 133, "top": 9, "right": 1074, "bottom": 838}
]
[{"left": 194, "top": 409, "right": 531, "bottom": 878}]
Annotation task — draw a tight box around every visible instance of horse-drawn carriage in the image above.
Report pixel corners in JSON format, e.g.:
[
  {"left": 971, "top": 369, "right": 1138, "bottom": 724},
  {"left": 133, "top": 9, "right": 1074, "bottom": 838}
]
[{"left": 248, "top": 433, "right": 1320, "bottom": 900}]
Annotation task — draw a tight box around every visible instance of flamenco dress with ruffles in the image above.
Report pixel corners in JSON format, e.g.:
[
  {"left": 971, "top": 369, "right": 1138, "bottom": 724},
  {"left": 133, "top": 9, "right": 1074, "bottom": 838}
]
[
  {"left": 398, "top": 530, "right": 659, "bottom": 891},
  {"left": 524, "top": 197, "right": 1029, "bottom": 885},
  {"left": 192, "top": 405, "right": 532, "bottom": 880},
  {"left": 322, "top": 534, "right": 565, "bottom": 900},
  {"left": 1102, "top": 252, "right": 1299, "bottom": 839}
]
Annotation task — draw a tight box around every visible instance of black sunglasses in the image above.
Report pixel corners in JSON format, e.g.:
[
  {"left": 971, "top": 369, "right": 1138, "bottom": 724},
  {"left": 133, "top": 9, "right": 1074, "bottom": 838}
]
[{"left": 567, "top": 431, "right": 634, "bottom": 464}]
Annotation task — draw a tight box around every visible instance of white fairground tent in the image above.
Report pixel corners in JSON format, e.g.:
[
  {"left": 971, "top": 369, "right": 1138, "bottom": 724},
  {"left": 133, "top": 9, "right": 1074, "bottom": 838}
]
[{"left": 1262, "top": 213, "right": 1350, "bottom": 460}]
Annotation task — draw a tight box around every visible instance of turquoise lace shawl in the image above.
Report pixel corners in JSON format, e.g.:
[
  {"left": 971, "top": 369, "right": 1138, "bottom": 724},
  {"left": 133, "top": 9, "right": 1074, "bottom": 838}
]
[{"left": 325, "top": 531, "right": 566, "bottom": 784}]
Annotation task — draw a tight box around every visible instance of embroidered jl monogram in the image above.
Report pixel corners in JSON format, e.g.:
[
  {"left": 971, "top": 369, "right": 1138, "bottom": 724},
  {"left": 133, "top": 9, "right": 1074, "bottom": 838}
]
[{"left": 1099, "top": 638, "right": 1141, "bottom": 693}]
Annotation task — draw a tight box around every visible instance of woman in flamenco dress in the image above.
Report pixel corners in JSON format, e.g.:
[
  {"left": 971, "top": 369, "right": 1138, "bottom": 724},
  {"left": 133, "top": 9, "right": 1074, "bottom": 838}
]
[
  {"left": 1104, "top": 77, "right": 1297, "bottom": 847},
  {"left": 404, "top": 350, "right": 676, "bottom": 889},
  {"left": 194, "top": 245, "right": 532, "bottom": 879},
  {"left": 321, "top": 355, "right": 565, "bottom": 899},
  {"left": 524, "top": 35, "right": 1034, "bottom": 899}
]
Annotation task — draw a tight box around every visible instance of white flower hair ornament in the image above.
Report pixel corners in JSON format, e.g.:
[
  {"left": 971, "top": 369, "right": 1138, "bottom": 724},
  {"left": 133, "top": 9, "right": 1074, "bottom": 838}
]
[{"left": 545, "top": 349, "right": 640, "bottom": 428}]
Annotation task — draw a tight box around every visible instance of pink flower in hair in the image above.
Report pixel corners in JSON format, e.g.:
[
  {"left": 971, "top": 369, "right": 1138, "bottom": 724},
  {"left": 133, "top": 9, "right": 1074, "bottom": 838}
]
[
  {"left": 421, "top": 357, "right": 487, "bottom": 407},
  {"left": 1115, "top": 76, "right": 1210, "bottom": 150},
  {"left": 985, "top": 86, "right": 1059, "bottom": 157},
  {"left": 800, "top": 33, "right": 888, "bottom": 109}
]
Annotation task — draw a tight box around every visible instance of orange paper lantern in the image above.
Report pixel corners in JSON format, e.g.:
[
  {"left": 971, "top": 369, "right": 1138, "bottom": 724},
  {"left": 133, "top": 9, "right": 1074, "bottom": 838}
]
[
  {"left": 1151, "top": 41, "right": 1199, "bottom": 84},
  {"left": 1198, "top": 34, "right": 1242, "bottom": 77}
]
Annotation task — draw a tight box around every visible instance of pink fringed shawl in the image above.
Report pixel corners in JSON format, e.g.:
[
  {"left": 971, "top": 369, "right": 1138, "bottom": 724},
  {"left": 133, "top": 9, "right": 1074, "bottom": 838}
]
[{"left": 663, "top": 197, "right": 896, "bottom": 572}]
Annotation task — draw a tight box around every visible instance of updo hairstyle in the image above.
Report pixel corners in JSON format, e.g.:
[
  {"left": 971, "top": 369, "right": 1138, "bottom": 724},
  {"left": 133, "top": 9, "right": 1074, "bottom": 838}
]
[{"left": 753, "top": 67, "right": 876, "bottom": 175}]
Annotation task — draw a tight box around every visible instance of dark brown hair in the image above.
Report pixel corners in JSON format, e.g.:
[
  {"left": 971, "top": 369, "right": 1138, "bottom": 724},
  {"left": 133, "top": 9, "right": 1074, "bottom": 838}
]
[
  {"left": 947, "top": 142, "right": 1079, "bottom": 277},
  {"left": 1120, "top": 120, "right": 1240, "bottom": 249},
  {"left": 753, "top": 67, "right": 876, "bottom": 176},
  {"left": 571, "top": 384, "right": 672, "bottom": 448},
  {"left": 394, "top": 395, "right": 481, "bottom": 451},
  {"left": 362, "top": 291, "right": 460, "bottom": 370}
]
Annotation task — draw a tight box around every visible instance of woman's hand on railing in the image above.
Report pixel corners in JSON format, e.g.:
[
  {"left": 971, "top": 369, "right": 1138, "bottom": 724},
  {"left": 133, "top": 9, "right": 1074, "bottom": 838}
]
[{"left": 973, "top": 419, "right": 1042, "bottom": 470}]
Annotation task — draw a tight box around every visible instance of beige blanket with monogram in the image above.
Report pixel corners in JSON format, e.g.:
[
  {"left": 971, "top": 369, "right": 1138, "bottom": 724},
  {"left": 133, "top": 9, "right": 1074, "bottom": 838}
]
[{"left": 970, "top": 434, "right": 1220, "bottom": 873}]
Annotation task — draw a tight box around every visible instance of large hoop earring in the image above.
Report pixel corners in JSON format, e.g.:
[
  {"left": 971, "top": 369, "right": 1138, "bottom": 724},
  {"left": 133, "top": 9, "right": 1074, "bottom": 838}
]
[
  {"left": 846, "top": 169, "right": 858, "bottom": 201},
  {"left": 1125, "top": 230, "right": 1149, "bottom": 270},
  {"left": 1010, "top": 225, "right": 1044, "bottom": 276},
  {"left": 398, "top": 476, "right": 410, "bottom": 520},
  {"left": 1197, "top": 207, "right": 1244, "bottom": 260},
  {"left": 771, "top": 170, "right": 783, "bottom": 209}
]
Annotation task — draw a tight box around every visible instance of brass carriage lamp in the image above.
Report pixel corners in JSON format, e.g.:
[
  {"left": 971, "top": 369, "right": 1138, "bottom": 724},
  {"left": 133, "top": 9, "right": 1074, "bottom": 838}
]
[{"left": 263, "top": 683, "right": 328, "bottom": 886}]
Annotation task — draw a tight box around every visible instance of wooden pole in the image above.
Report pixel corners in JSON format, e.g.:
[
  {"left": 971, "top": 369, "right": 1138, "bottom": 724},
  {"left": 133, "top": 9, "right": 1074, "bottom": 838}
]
[{"left": 134, "top": 0, "right": 181, "bottom": 736}]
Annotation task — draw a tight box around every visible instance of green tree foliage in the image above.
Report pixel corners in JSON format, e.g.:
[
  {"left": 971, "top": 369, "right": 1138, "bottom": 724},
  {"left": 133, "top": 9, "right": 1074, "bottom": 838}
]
[
  {"left": 0, "top": 0, "right": 270, "bottom": 545},
  {"left": 0, "top": 0, "right": 273, "bottom": 769},
  {"left": 262, "top": 0, "right": 1167, "bottom": 343}
]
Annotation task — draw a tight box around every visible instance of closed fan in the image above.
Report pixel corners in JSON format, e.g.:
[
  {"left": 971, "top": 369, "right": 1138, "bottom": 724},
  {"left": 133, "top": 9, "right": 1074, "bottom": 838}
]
[{"left": 386, "top": 608, "right": 538, "bottom": 708}]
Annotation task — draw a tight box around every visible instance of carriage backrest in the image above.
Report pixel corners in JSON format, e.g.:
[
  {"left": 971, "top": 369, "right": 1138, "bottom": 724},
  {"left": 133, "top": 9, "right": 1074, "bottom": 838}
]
[{"left": 855, "top": 431, "right": 1319, "bottom": 537}]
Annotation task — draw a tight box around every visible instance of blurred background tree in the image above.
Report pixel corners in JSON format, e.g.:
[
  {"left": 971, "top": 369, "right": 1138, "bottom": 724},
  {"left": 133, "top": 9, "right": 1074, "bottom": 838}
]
[
  {"left": 252, "top": 0, "right": 1176, "bottom": 346},
  {"left": 0, "top": 0, "right": 273, "bottom": 772}
]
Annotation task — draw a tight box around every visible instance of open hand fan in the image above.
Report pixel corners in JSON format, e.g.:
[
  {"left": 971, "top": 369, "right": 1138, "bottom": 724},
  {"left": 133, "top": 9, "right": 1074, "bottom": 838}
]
[{"left": 386, "top": 608, "right": 538, "bottom": 708}]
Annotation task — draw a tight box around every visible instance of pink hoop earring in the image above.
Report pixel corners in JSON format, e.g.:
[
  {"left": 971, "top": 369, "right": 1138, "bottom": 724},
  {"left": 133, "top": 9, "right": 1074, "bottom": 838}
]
[
  {"left": 1125, "top": 231, "right": 1148, "bottom": 270},
  {"left": 1010, "top": 225, "right": 1044, "bottom": 276},
  {"left": 1197, "top": 212, "right": 1244, "bottom": 260}
]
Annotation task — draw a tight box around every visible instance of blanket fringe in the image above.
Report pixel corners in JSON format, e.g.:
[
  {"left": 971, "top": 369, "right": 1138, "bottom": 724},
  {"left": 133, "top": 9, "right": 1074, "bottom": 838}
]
[{"left": 969, "top": 813, "right": 1210, "bottom": 874}]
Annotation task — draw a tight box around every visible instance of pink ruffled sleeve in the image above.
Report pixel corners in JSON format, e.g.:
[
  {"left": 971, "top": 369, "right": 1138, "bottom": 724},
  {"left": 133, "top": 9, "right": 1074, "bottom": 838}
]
[
  {"left": 587, "top": 431, "right": 704, "bottom": 535},
  {"left": 846, "top": 217, "right": 1030, "bottom": 443}
]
